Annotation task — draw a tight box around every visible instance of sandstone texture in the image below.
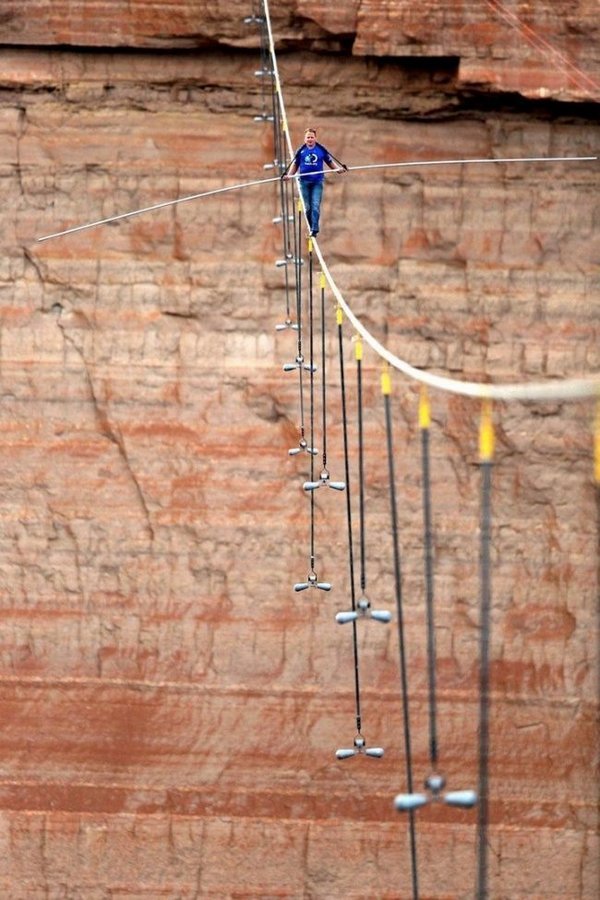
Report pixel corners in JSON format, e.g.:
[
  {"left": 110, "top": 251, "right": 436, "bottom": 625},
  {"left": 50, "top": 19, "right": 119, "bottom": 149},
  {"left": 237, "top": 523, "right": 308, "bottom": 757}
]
[{"left": 0, "top": 2, "right": 599, "bottom": 898}]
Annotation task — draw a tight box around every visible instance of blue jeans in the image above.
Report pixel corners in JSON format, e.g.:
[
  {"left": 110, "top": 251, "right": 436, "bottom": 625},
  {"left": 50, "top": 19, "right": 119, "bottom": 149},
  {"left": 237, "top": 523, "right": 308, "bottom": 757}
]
[{"left": 299, "top": 179, "right": 324, "bottom": 234}]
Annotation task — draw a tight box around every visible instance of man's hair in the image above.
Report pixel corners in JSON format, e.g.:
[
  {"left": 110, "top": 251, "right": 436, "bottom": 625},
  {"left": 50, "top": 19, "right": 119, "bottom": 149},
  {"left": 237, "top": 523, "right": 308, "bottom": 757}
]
[{"left": 304, "top": 127, "right": 317, "bottom": 135}]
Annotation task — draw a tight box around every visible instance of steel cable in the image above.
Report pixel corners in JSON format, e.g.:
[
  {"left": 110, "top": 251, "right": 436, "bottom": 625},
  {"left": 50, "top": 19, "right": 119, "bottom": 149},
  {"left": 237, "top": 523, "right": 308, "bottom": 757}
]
[
  {"left": 337, "top": 306, "right": 363, "bottom": 735},
  {"left": 383, "top": 366, "right": 420, "bottom": 900}
]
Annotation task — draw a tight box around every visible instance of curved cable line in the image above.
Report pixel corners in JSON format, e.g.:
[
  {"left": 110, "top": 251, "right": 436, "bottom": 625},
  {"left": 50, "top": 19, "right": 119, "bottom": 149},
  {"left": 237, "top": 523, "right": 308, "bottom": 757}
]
[
  {"left": 36, "top": 5, "right": 598, "bottom": 403},
  {"left": 312, "top": 238, "right": 599, "bottom": 401},
  {"left": 261, "top": 0, "right": 599, "bottom": 405},
  {"left": 38, "top": 151, "right": 599, "bottom": 407}
]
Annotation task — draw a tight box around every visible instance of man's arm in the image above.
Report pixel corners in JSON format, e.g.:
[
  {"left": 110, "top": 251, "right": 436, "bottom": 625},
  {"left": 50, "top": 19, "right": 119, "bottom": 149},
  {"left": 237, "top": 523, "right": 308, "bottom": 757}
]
[{"left": 325, "top": 152, "right": 347, "bottom": 174}]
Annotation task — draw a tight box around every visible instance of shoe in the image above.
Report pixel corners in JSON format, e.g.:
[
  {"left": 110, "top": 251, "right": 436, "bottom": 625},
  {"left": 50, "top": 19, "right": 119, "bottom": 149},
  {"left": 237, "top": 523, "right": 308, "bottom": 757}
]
[{"left": 310, "top": 230, "right": 319, "bottom": 237}]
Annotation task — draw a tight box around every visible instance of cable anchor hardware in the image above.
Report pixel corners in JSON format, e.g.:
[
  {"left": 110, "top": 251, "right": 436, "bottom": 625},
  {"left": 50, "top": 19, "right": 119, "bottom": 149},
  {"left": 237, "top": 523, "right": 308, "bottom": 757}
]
[
  {"left": 336, "top": 735, "right": 384, "bottom": 760},
  {"left": 242, "top": 15, "right": 265, "bottom": 25},
  {"left": 303, "top": 468, "right": 345, "bottom": 492},
  {"left": 275, "top": 318, "right": 299, "bottom": 332},
  {"left": 293, "top": 570, "right": 331, "bottom": 592},
  {"left": 395, "top": 773, "right": 477, "bottom": 812},
  {"left": 283, "top": 355, "right": 316, "bottom": 374},
  {"left": 275, "top": 258, "right": 303, "bottom": 267},
  {"left": 336, "top": 595, "right": 391, "bottom": 625},
  {"left": 288, "top": 436, "right": 318, "bottom": 457}
]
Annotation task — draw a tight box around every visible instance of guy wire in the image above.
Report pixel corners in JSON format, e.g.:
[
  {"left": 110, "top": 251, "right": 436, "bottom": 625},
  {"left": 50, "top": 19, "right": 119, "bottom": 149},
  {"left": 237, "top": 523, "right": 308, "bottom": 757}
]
[
  {"left": 337, "top": 306, "right": 363, "bottom": 734},
  {"left": 476, "top": 403, "right": 494, "bottom": 899},
  {"left": 383, "top": 367, "right": 419, "bottom": 900},
  {"left": 357, "top": 338, "right": 367, "bottom": 594},
  {"left": 419, "top": 388, "right": 439, "bottom": 768},
  {"left": 308, "top": 239, "right": 316, "bottom": 572}
]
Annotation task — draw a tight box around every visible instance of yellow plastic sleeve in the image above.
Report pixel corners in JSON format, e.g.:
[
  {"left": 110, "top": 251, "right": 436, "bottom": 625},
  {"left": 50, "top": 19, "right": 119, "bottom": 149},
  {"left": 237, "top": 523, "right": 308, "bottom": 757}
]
[
  {"left": 479, "top": 400, "right": 495, "bottom": 462},
  {"left": 381, "top": 368, "right": 391, "bottom": 396},
  {"left": 419, "top": 387, "right": 431, "bottom": 429}
]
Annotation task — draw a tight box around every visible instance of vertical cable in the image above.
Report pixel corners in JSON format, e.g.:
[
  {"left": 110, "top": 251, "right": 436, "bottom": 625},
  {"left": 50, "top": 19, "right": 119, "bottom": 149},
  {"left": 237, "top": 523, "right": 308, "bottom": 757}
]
[
  {"left": 294, "top": 200, "right": 306, "bottom": 444},
  {"left": 382, "top": 366, "right": 419, "bottom": 900},
  {"left": 321, "top": 267, "right": 328, "bottom": 471},
  {"left": 356, "top": 336, "right": 367, "bottom": 595},
  {"left": 477, "top": 399, "right": 494, "bottom": 900},
  {"left": 337, "top": 304, "right": 362, "bottom": 734},
  {"left": 419, "top": 386, "right": 438, "bottom": 769},
  {"left": 308, "top": 238, "right": 316, "bottom": 572}
]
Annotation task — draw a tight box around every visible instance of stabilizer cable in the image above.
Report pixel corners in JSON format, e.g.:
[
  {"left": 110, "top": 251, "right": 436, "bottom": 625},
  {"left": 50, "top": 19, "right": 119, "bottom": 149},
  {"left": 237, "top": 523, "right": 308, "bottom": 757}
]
[
  {"left": 335, "top": 309, "right": 386, "bottom": 761},
  {"left": 383, "top": 365, "right": 420, "bottom": 900}
]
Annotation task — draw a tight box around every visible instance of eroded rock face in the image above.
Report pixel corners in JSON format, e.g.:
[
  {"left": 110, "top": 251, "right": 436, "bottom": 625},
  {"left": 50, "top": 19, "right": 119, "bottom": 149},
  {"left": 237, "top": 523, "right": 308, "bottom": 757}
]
[
  {"left": 2, "top": 0, "right": 598, "bottom": 101},
  {"left": 0, "top": 4, "right": 598, "bottom": 898}
]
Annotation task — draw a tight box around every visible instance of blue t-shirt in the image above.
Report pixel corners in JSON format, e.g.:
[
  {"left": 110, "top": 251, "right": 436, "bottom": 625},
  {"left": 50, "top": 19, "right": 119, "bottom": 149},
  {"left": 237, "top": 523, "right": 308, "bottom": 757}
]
[{"left": 294, "top": 142, "right": 333, "bottom": 183}]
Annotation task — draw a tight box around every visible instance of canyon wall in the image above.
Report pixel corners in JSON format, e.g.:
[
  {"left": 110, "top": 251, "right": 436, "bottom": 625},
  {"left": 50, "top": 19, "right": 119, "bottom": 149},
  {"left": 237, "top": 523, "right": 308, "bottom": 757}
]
[{"left": 0, "top": 1, "right": 598, "bottom": 897}]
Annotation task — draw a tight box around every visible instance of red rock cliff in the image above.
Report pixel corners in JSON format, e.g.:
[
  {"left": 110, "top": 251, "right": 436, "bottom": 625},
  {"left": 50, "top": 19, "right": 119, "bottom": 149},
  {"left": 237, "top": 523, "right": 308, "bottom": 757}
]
[{"left": 0, "top": 1, "right": 598, "bottom": 897}]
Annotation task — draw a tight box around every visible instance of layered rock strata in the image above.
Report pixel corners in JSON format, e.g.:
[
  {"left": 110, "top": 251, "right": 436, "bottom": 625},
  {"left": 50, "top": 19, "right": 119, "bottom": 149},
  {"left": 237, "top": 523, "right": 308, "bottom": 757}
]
[{"left": 0, "top": 3, "right": 598, "bottom": 898}]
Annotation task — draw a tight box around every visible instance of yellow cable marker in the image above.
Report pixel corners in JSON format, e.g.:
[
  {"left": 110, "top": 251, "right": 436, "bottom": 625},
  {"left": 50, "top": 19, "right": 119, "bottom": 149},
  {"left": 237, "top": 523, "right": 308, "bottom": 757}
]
[
  {"left": 308, "top": 236, "right": 313, "bottom": 253},
  {"left": 479, "top": 399, "right": 495, "bottom": 462},
  {"left": 297, "top": 199, "right": 302, "bottom": 212},
  {"left": 336, "top": 305, "right": 343, "bottom": 326},
  {"left": 381, "top": 365, "right": 392, "bottom": 396},
  {"left": 419, "top": 385, "right": 431, "bottom": 430},
  {"left": 355, "top": 335, "right": 363, "bottom": 362},
  {"left": 320, "top": 272, "right": 326, "bottom": 290}
]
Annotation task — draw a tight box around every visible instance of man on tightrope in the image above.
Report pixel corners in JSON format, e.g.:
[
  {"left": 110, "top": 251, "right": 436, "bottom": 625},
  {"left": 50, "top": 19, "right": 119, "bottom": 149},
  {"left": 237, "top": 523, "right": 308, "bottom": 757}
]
[{"left": 283, "top": 127, "right": 347, "bottom": 237}]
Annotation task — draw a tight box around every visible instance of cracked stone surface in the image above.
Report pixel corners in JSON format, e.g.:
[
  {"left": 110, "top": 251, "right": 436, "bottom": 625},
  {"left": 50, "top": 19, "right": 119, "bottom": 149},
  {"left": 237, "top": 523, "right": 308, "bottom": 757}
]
[{"left": 0, "top": 4, "right": 598, "bottom": 899}]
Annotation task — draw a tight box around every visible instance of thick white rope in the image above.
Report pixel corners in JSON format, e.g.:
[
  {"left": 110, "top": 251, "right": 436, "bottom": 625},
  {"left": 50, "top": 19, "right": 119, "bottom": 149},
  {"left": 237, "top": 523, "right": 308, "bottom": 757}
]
[{"left": 261, "top": 0, "right": 599, "bottom": 402}]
